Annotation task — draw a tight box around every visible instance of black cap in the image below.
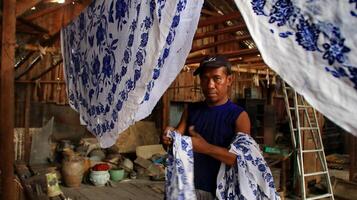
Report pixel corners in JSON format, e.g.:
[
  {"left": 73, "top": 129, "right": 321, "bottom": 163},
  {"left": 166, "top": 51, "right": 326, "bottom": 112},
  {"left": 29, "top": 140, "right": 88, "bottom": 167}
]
[{"left": 193, "top": 55, "right": 232, "bottom": 76}]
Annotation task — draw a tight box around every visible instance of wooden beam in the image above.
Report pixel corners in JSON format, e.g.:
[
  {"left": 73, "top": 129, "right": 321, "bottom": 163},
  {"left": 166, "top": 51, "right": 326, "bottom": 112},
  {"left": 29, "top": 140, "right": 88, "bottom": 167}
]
[
  {"left": 21, "top": 44, "right": 60, "bottom": 53},
  {"left": 186, "top": 48, "right": 260, "bottom": 64},
  {"left": 201, "top": 9, "right": 221, "bottom": 16},
  {"left": 194, "top": 24, "right": 246, "bottom": 40},
  {"left": 24, "top": 2, "right": 69, "bottom": 21},
  {"left": 0, "top": 0, "right": 16, "bottom": 200},
  {"left": 30, "top": 59, "right": 62, "bottom": 80},
  {"left": 15, "top": 53, "right": 42, "bottom": 80},
  {"left": 198, "top": 12, "right": 241, "bottom": 27},
  {"left": 16, "top": 0, "right": 42, "bottom": 17},
  {"left": 17, "top": 17, "right": 49, "bottom": 33},
  {"left": 191, "top": 35, "right": 251, "bottom": 52}
]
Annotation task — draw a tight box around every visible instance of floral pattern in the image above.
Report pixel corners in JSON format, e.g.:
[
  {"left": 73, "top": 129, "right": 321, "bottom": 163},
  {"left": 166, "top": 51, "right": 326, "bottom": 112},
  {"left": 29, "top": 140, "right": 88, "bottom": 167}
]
[
  {"left": 234, "top": 0, "right": 357, "bottom": 136},
  {"left": 165, "top": 131, "right": 196, "bottom": 200},
  {"left": 62, "top": 0, "right": 202, "bottom": 147},
  {"left": 216, "top": 133, "right": 280, "bottom": 200},
  {"left": 248, "top": 0, "right": 357, "bottom": 89}
]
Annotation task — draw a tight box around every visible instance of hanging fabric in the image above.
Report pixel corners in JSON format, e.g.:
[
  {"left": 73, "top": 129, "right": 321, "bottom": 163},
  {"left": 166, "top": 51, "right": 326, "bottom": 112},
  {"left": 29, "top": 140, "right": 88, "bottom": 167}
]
[
  {"left": 165, "top": 131, "right": 196, "bottom": 200},
  {"left": 233, "top": 0, "right": 357, "bottom": 135},
  {"left": 61, "top": 0, "right": 203, "bottom": 147},
  {"left": 216, "top": 133, "right": 280, "bottom": 200}
]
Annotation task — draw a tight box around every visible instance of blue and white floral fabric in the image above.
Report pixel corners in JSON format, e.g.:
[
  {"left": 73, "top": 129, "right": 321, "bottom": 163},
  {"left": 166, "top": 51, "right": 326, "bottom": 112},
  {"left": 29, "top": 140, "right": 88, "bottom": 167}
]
[
  {"left": 216, "top": 133, "right": 280, "bottom": 200},
  {"left": 234, "top": 0, "right": 357, "bottom": 135},
  {"left": 61, "top": 0, "right": 203, "bottom": 147},
  {"left": 165, "top": 131, "right": 196, "bottom": 200}
]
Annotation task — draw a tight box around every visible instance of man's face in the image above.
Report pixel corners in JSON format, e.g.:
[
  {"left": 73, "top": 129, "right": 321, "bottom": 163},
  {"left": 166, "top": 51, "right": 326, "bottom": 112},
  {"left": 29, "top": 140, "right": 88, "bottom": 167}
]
[{"left": 199, "top": 67, "right": 232, "bottom": 106}]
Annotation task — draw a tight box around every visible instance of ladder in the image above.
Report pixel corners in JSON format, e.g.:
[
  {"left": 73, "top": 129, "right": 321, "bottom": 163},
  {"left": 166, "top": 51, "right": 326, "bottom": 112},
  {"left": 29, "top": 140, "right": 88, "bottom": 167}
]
[{"left": 282, "top": 82, "right": 334, "bottom": 200}]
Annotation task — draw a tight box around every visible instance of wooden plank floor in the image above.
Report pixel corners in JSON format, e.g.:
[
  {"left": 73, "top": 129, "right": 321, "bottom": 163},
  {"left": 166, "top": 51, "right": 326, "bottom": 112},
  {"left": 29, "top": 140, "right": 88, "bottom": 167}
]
[{"left": 61, "top": 179, "right": 164, "bottom": 200}]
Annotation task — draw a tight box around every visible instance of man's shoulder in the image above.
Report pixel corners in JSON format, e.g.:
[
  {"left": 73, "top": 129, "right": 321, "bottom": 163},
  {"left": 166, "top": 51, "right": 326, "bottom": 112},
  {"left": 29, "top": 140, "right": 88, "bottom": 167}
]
[{"left": 227, "top": 100, "right": 244, "bottom": 112}]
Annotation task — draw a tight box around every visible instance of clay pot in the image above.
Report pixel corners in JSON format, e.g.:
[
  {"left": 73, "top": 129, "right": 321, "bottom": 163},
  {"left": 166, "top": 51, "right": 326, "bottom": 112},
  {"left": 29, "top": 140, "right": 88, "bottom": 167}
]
[
  {"left": 62, "top": 150, "right": 84, "bottom": 187},
  {"left": 90, "top": 170, "right": 110, "bottom": 186}
]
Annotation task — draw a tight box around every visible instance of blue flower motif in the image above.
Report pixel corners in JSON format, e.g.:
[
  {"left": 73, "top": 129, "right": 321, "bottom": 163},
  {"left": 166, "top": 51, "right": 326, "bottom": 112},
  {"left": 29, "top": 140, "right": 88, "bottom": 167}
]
[
  {"left": 279, "top": 31, "right": 293, "bottom": 38},
  {"left": 116, "top": 100, "right": 123, "bottom": 111},
  {"left": 251, "top": 0, "right": 266, "bottom": 15},
  {"left": 322, "top": 38, "right": 351, "bottom": 65},
  {"left": 136, "top": 51, "right": 144, "bottom": 66},
  {"left": 153, "top": 69, "right": 160, "bottom": 80},
  {"left": 120, "top": 90, "right": 128, "bottom": 100},
  {"left": 350, "top": 0, "right": 357, "bottom": 9},
  {"left": 163, "top": 48, "right": 170, "bottom": 59},
  {"left": 121, "top": 66, "right": 127, "bottom": 77},
  {"left": 258, "top": 163, "right": 266, "bottom": 172},
  {"left": 107, "top": 92, "right": 114, "bottom": 105},
  {"left": 96, "top": 23, "right": 105, "bottom": 46},
  {"left": 143, "top": 17, "right": 152, "bottom": 30},
  {"left": 134, "top": 69, "right": 141, "bottom": 81},
  {"left": 269, "top": 0, "right": 295, "bottom": 26},
  {"left": 102, "top": 54, "right": 113, "bottom": 78},
  {"left": 81, "top": 68, "right": 89, "bottom": 85},
  {"left": 115, "top": 0, "right": 128, "bottom": 23},
  {"left": 128, "top": 34, "right": 134, "bottom": 47},
  {"left": 126, "top": 79, "right": 134, "bottom": 90},
  {"left": 124, "top": 49, "right": 130, "bottom": 64},
  {"left": 177, "top": 1, "right": 184, "bottom": 12},
  {"left": 166, "top": 32, "right": 173, "bottom": 45},
  {"left": 92, "top": 56, "right": 100, "bottom": 75},
  {"left": 295, "top": 19, "right": 320, "bottom": 51},
  {"left": 140, "top": 33, "right": 149, "bottom": 47},
  {"left": 171, "top": 15, "right": 180, "bottom": 28}
]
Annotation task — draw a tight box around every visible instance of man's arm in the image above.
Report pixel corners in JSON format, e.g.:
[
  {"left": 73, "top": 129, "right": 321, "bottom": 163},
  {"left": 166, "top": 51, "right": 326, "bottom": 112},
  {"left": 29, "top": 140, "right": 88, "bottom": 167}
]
[
  {"left": 190, "top": 111, "right": 251, "bottom": 166},
  {"left": 162, "top": 106, "right": 188, "bottom": 146}
]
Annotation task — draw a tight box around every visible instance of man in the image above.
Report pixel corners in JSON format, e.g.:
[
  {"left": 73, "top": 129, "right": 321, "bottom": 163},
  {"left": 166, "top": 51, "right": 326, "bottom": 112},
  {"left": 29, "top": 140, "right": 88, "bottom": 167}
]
[{"left": 163, "top": 55, "right": 251, "bottom": 199}]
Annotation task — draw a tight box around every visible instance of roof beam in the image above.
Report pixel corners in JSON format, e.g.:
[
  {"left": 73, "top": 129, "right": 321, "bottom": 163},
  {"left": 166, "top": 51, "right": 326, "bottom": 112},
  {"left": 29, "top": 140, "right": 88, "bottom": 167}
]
[
  {"left": 194, "top": 24, "right": 247, "bottom": 40},
  {"left": 186, "top": 48, "right": 260, "bottom": 64},
  {"left": 191, "top": 35, "right": 251, "bottom": 52},
  {"left": 16, "top": 0, "right": 42, "bottom": 17},
  {"left": 198, "top": 12, "right": 241, "bottom": 27}
]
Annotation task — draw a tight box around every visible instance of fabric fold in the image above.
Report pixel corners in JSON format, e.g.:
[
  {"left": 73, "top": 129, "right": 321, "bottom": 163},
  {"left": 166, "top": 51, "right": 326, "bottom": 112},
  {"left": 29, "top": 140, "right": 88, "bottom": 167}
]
[
  {"left": 61, "top": 0, "right": 203, "bottom": 147},
  {"left": 216, "top": 133, "right": 280, "bottom": 200},
  {"left": 165, "top": 131, "right": 196, "bottom": 200}
]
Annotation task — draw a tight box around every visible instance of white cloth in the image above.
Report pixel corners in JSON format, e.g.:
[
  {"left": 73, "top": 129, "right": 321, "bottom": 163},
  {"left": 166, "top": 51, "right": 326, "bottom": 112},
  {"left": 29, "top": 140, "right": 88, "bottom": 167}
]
[
  {"left": 165, "top": 132, "right": 279, "bottom": 200},
  {"left": 165, "top": 131, "right": 196, "bottom": 200},
  {"left": 234, "top": 0, "right": 357, "bottom": 135},
  {"left": 216, "top": 133, "right": 280, "bottom": 200},
  {"left": 61, "top": 0, "right": 203, "bottom": 147}
]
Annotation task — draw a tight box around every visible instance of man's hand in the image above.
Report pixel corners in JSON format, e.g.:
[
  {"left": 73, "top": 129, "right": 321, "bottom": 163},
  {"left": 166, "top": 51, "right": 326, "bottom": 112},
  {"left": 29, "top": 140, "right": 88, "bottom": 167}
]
[
  {"left": 189, "top": 126, "right": 212, "bottom": 154},
  {"left": 162, "top": 126, "right": 174, "bottom": 147}
]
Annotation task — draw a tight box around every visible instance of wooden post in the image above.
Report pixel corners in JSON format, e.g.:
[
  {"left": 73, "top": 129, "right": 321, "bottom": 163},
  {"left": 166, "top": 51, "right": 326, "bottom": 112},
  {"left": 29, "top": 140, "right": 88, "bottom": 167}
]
[
  {"left": 162, "top": 91, "right": 170, "bottom": 131},
  {"left": 0, "top": 0, "right": 16, "bottom": 199},
  {"left": 350, "top": 134, "right": 357, "bottom": 181},
  {"left": 24, "top": 84, "right": 31, "bottom": 162}
]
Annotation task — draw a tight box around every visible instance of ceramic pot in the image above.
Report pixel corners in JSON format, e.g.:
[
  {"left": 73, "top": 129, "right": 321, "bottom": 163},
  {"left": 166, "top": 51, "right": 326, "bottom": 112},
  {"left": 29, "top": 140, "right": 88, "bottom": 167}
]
[
  {"left": 62, "top": 155, "right": 84, "bottom": 187},
  {"left": 109, "top": 169, "right": 125, "bottom": 182},
  {"left": 90, "top": 170, "right": 110, "bottom": 186}
]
